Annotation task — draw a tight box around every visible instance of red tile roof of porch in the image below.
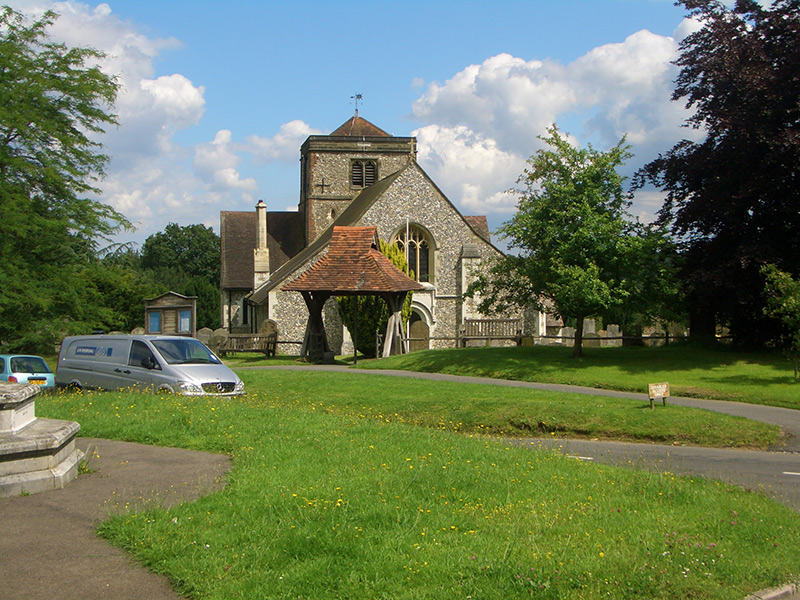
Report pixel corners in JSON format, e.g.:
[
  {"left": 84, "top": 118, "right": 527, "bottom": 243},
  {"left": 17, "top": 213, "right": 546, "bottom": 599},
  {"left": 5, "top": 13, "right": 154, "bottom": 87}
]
[{"left": 283, "top": 226, "right": 424, "bottom": 294}]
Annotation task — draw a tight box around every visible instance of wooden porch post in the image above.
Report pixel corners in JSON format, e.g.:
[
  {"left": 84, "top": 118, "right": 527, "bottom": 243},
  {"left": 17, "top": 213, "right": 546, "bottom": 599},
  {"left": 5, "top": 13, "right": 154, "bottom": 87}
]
[
  {"left": 381, "top": 292, "right": 409, "bottom": 357},
  {"left": 299, "top": 291, "right": 331, "bottom": 363}
]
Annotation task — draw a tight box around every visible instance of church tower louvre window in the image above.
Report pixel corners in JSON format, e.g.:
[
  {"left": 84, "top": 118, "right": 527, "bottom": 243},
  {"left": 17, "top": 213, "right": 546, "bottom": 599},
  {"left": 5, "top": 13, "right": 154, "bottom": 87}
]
[{"left": 351, "top": 159, "right": 377, "bottom": 188}]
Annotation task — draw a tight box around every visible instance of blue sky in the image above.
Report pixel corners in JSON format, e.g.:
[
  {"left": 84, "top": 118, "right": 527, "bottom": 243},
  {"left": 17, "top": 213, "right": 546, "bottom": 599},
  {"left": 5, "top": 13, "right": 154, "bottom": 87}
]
[{"left": 12, "top": 0, "right": 702, "bottom": 247}]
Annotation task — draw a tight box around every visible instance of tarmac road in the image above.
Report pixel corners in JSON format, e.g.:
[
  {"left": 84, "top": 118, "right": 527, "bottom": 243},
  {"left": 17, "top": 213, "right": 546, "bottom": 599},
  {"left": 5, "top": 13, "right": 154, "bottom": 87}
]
[{"left": 511, "top": 437, "right": 800, "bottom": 511}]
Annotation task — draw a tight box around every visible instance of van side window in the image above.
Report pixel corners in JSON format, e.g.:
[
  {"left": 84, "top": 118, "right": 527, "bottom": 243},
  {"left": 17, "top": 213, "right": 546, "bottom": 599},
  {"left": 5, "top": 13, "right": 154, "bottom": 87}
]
[{"left": 129, "top": 340, "right": 159, "bottom": 369}]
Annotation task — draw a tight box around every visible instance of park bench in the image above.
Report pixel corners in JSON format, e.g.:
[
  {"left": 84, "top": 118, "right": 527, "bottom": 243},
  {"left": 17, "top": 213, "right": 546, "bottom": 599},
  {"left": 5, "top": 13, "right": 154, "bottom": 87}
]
[
  {"left": 459, "top": 318, "right": 522, "bottom": 347},
  {"left": 218, "top": 333, "right": 277, "bottom": 357}
]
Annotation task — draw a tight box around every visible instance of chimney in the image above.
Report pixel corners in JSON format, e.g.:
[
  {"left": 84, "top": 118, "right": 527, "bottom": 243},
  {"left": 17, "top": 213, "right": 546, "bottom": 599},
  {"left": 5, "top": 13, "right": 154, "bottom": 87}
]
[{"left": 254, "top": 200, "right": 270, "bottom": 288}]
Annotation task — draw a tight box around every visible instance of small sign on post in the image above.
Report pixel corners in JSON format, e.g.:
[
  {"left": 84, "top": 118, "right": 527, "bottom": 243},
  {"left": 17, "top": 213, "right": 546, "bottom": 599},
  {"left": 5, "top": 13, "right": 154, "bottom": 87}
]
[{"left": 648, "top": 382, "right": 670, "bottom": 409}]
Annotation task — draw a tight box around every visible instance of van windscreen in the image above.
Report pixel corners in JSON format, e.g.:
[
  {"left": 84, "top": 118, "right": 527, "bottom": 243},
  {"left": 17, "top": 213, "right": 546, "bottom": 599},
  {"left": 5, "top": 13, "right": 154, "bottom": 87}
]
[{"left": 151, "top": 339, "right": 221, "bottom": 365}]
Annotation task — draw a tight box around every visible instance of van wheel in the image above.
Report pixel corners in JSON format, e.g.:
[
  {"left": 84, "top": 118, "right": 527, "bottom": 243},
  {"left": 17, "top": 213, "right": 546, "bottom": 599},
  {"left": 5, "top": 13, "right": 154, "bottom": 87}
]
[
  {"left": 157, "top": 385, "right": 174, "bottom": 394},
  {"left": 66, "top": 381, "right": 82, "bottom": 392}
]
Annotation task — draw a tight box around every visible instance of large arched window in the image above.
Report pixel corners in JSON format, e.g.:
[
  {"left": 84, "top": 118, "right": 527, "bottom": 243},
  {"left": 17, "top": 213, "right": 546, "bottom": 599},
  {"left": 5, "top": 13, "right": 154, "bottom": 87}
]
[{"left": 394, "top": 225, "right": 433, "bottom": 283}]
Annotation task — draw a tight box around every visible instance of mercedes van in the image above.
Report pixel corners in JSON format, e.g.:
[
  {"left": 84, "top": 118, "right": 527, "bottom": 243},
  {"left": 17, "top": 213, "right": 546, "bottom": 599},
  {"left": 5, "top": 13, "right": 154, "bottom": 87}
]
[{"left": 56, "top": 335, "right": 245, "bottom": 396}]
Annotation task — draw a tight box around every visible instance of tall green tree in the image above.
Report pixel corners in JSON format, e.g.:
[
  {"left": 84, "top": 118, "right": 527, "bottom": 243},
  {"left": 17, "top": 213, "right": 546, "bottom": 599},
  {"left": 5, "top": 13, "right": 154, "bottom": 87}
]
[
  {"left": 602, "top": 224, "right": 684, "bottom": 345},
  {"left": 0, "top": 7, "right": 129, "bottom": 351},
  {"left": 637, "top": 0, "right": 800, "bottom": 345},
  {"left": 76, "top": 259, "right": 160, "bottom": 333},
  {"left": 141, "top": 223, "right": 221, "bottom": 329},
  {"left": 762, "top": 264, "right": 800, "bottom": 382},
  {"left": 338, "top": 240, "right": 413, "bottom": 358},
  {"left": 141, "top": 223, "right": 220, "bottom": 282},
  {"left": 469, "top": 127, "right": 677, "bottom": 357}
]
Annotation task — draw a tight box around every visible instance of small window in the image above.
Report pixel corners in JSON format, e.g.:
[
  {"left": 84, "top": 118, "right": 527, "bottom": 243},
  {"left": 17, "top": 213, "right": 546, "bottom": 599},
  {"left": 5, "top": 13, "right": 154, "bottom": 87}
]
[
  {"left": 351, "top": 160, "right": 377, "bottom": 188},
  {"left": 147, "top": 311, "right": 162, "bottom": 334},
  {"left": 178, "top": 309, "right": 191, "bottom": 333}
]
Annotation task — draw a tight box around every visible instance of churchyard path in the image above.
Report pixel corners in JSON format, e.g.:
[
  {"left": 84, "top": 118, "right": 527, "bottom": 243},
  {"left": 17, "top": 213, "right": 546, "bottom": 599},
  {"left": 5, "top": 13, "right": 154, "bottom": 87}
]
[{"left": 0, "top": 438, "right": 231, "bottom": 600}]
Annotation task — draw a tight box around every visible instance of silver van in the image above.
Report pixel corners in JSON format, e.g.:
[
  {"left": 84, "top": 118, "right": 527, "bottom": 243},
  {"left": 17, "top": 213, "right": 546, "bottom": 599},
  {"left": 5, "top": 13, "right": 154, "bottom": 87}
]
[{"left": 56, "top": 335, "right": 245, "bottom": 396}]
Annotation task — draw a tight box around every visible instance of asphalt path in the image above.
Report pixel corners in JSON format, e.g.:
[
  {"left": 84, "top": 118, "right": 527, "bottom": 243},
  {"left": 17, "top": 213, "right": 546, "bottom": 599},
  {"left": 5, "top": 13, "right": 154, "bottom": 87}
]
[{"left": 246, "top": 365, "right": 800, "bottom": 511}]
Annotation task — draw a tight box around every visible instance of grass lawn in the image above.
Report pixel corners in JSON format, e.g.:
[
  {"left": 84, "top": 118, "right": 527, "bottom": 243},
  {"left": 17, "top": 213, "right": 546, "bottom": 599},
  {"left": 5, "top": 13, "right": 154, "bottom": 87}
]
[
  {"left": 37, "top": 369, "right": 800, "bottom": 600},
  {"left": 221, "top": 353, "right": 332, "bottom": 367},
  {"left": 235, "top": 370, "right": 779, "bottom": 449},
  {"left": 354, "top": 343, "right": 800, "bottom": 410}
]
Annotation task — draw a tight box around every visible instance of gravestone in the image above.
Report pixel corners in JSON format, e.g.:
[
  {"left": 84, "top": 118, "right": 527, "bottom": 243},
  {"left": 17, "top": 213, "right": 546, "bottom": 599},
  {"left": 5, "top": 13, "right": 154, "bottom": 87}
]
[
  {"left": 604, "top": 324, "right": 622, "bottom": 347},
  {"left": 209, "top": 328, "right": 229, "bottom": 355},
  {"left": 0, "top": 382, "right": 83, "bottom": 497},
  {"left": 259, "top": 319, "right": 278, "bottom": 336},
  {"left": 582, "top": 319, "right": 597, "bottom": 336},
  {"left": 195, "top": 327, "right": 213, "bottom": 347},
  {"left": 584, "top": 332, "right": 601, "bottom": 348}
]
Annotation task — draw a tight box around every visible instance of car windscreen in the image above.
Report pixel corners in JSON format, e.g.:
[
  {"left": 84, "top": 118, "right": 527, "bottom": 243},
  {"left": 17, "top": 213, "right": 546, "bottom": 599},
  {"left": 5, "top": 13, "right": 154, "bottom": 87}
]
[
  {"left": 151, "top": 339, "right": 221, "bottom": 365},
  {"left": 10, "top": 356, "right": 52, "bottom": 374}
]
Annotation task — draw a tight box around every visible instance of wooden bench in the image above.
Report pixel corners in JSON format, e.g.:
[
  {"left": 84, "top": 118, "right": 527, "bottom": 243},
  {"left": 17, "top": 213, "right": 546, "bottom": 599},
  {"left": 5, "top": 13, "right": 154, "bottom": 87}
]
[
  {"left": 460, "top": 318, "right": 522, "bottom": 347},
  {"left": 218, "top": 333, "right": 277, "bottom": 357}
]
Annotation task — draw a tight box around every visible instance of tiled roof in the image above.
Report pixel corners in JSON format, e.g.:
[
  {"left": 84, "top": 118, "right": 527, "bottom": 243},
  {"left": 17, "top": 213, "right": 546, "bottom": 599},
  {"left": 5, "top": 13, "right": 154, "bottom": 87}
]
[
  {"left": 220, "top": 210, "right": 304, "bottom": 289},
  {"left": 144, "top": 291, "right": 197, "bottom": 302},
  {"left": 283, "top": 226, "right": 424, "bottom": 294},
  {"left": 248, "top": 161, "right": 505, "bottom": 304},
  {"left": 464, "top": 216, "right": 491, "bottom": 242},
  {"left": 330, "top": 115, "right": 390, "bottom": 137},
  {"left": 220, "top": 211, "right": 256, "bottom": 289}
]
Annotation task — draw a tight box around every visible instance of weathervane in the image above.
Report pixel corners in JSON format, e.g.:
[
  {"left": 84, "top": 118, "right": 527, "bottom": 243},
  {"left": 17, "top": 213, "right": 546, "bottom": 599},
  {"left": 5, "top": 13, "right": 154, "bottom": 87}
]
[{"left": 351, "top": 93, "right": 363, "bottom": 116}]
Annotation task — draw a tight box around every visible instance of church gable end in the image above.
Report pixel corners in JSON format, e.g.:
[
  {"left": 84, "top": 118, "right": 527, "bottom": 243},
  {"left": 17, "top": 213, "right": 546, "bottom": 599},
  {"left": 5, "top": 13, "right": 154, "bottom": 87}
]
[{"left": 358, "top": 163, "right": 501, "bottom": 289}]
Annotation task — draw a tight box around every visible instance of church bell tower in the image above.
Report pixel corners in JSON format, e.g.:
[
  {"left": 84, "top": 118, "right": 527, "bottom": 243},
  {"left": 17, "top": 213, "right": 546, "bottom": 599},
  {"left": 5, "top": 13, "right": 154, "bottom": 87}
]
[{"left": 298, "top": 112, "right": 417, "bottom": 244}]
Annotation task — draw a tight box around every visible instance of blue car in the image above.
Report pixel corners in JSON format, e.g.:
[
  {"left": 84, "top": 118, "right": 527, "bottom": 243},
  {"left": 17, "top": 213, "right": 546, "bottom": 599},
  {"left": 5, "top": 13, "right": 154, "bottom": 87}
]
[{"left": 0, "top": 354, "right": 55, "bottom": 389}]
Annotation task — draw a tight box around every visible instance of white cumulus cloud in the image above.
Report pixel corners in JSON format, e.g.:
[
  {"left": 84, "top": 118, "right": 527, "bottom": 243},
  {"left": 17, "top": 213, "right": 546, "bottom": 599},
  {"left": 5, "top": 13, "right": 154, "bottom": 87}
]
[
  {"left": 247, "top": 120, "right": 324, "bottom": 163},
  {"left": 414, "top": 124, "right": 525, "bottom": 215},
  {"left": 411, "top": 27, "right": 704, "bottom": 225},
  {"left": 193, "top": 130, "right": 258, "bottom": 195}
]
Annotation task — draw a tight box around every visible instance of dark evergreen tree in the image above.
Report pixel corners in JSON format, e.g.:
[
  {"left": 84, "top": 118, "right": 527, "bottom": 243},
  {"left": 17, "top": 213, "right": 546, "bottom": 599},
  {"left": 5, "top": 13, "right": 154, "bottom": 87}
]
[
  {"left": 141, "top": 223, "right": 220, "bottom": 282},
  {"left": 637, "top": 0, "right": 800, "bottom": 344}
]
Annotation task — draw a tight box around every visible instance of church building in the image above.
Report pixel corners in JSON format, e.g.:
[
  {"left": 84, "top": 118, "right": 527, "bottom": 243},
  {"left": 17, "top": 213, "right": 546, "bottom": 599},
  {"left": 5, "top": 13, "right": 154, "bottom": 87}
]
[{"left": 220, "top": 113, "right": 538, "bottom": 353}]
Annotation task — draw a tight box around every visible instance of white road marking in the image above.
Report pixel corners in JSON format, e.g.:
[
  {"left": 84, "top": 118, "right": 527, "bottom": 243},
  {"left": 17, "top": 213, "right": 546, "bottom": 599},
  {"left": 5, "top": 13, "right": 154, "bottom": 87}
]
[
  {"left": 783, "top": 472, "right": 800, "bottom": 476},
  {"left": 567, "top": 455, "right": 595, "bottom": 461}
]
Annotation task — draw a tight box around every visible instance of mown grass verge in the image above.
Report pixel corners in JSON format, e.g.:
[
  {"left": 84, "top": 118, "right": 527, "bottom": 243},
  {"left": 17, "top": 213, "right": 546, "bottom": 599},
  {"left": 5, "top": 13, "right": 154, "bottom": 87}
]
[
  {"left": 355, "top": 343, "right": 800, "bottom": 410},
  {"left": 235, "top": 370, "right": 779, "bottom": 449},
  {"left": 36, "top": 371, "right": 799, "bottom": 600}
]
